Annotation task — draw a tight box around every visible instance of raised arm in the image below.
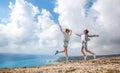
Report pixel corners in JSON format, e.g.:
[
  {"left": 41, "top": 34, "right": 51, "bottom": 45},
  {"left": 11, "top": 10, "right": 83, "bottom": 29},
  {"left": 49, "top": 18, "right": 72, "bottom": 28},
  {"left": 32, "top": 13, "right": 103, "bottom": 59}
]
[
  {"left": 69, "top": 30, "right": 72, "bottom": 35},
  {"left": 59, "top": 25, "right": 63, "bottom": 33}
]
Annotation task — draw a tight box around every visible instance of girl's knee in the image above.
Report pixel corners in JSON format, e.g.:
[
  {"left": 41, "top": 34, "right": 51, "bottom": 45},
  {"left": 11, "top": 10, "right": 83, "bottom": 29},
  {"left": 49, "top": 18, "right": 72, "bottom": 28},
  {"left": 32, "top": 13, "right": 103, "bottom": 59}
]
[
  {"left": 85, "top": 49, "right": 88, "bottom": 52},
  {"left": 64, "top": 49, "right": 67, "bottom": 52},
  {"left": 81, "top": 49, "right": 84, "bottom": 52}
]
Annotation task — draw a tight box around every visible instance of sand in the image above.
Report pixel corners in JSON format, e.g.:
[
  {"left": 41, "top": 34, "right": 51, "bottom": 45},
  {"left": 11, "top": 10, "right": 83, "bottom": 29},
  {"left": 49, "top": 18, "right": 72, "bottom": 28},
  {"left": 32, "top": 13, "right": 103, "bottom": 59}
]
[{"left": 0, "top": 57, "right": 120, "bottom": 73}]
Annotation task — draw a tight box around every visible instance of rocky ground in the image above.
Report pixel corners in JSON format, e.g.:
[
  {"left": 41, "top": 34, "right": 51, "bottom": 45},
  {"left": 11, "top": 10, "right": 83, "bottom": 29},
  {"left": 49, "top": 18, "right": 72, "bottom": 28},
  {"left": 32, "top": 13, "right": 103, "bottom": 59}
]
[{"left": 0, "top": 57, "right": 120, "bottom": 73}]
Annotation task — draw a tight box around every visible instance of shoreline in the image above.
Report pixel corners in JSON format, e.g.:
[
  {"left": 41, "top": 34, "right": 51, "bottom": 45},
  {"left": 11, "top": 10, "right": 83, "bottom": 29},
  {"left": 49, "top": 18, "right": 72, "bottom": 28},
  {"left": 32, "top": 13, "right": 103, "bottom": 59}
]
[
  {"left": 55, "top": 54, "right": 120, "bottom": 62},
  {"left": 1, "top": 54, "right": 120, "bottom": 69},
  {"left": 0, "top": 56, "right": 120, "bottom": 73}
]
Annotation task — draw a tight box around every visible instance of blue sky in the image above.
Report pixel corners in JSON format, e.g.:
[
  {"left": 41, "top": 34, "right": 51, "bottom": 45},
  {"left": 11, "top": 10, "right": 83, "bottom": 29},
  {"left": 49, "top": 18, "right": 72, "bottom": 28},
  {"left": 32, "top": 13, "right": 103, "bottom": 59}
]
[
  {"left": 0, "top": 0, "right": 94, "bottom": 23},
  {"left": 84, "top": 0, "right": 96, "bottom": 16},
  {"left": 0, "top": 0, "right": 59, "bottom": 23},
  {"left": 0, "top": 0, "right": 13, "bottom": 19},
  {"left": 27, "top": 0, "right": 59, "bottom": 23}
]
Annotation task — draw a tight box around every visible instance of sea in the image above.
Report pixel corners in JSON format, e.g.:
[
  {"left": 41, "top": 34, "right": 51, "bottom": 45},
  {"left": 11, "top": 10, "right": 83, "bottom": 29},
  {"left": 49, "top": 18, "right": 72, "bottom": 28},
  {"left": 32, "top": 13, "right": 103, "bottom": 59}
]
[
  {"left": 0, "top": 53, "right": 59, "bottom": 68},
  {"left": 0, "top": 53, "right": 119, "bottom": 68}
]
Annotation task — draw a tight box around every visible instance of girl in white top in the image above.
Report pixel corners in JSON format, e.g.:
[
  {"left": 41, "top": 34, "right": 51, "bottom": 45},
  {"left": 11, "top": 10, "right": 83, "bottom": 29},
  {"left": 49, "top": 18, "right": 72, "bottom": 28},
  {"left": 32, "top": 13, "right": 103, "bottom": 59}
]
[
  {"left": 76, "top": 29, "right": 99, "bottom": 60},
  {"left": 55, "top": 25, "right": 72, "bottom": 62}
]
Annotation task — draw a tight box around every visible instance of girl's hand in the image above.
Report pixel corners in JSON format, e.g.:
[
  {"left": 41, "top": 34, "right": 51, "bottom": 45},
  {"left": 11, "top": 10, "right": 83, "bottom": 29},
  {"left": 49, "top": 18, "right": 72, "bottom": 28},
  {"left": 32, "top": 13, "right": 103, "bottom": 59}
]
[{"left": 96, "top": 35, "right": 99, "bottom": 37}]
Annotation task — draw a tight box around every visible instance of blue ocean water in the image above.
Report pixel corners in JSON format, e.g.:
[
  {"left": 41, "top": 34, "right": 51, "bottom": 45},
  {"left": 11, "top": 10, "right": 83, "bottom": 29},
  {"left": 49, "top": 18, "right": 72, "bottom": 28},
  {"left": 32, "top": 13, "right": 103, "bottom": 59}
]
[{"left": 0, "top": 53, "right": 59, "bottom": 68}]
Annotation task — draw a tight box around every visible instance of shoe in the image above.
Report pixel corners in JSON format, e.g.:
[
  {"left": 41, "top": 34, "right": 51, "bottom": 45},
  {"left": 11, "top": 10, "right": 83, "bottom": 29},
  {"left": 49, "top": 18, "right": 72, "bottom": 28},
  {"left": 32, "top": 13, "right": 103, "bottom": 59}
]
[
  {"left": 93, "top": 55, "right": 96, "bottom": 59},
  {"left": 55, "top": 50, "right": 59, "bottom": 55},
  {"left": 84, "top": 56, "right": 87, "bottom": 61},
  {"left": 67, "top": 58, "right": 71, "bottom": 62}
]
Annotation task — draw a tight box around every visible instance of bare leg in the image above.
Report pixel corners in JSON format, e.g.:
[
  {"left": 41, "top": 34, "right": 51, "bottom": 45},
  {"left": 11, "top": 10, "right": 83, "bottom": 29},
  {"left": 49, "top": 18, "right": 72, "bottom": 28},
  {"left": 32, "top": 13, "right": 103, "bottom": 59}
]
[
  {"left": 64, "top": 46, "right": 68, "bottom": 58},
  {"left": 59, "top": 46, "right": 68, "bottom": 58},
  {"left": 81, "top": 49, "right": 87, "bottom": 60},
  {"left": 59, "top": 49, "right": 65, "bottom": 53},
  {"left": 81, "top": 49, "right": 86, "bottom": 56},
  {"left": 86, "top": 49, "right": 94, "bottom": 55},
  {"left": 86, "top": 49, "right": 96, "bottom": 59}
]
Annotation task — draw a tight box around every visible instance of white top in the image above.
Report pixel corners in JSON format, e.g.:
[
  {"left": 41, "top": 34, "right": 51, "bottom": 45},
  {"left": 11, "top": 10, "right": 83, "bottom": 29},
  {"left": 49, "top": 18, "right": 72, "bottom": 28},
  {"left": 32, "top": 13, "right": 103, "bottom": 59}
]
[
  {"left": 81, "top": 34, "right": 90, "bottom": 42},
  {"left": 63, "top": 32, "right": 71, "bottom": 42},
  {"left": 76, "top": 33, "right": 96, "bottom": 42}
]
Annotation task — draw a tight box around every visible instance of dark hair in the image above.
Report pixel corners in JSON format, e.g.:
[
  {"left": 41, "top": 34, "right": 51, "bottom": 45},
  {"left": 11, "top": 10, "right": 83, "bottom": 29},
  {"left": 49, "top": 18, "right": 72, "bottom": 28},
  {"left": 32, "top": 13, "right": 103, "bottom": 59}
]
[
  {"left": 65, "top": 28, "right": 70, "bottom": 33},
  {"left": 84, "top": 29, "right": 89, "bottom": 34}
]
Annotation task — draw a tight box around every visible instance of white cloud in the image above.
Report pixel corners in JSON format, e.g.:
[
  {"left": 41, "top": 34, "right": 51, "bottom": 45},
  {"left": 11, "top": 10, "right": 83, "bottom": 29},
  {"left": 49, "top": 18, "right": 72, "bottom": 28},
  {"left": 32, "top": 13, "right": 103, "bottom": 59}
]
[
  {"left": 0, "top": 0, "right": 61, "bottom": 55},
  {"left": 0, "top": 0, "right": 120, "bottom": 55},
  {"left": 54, "top": 0, "right": 120, "bottom": 55},
  {"left": 91, "top": 0, "right": 120, "bottom": 55}
]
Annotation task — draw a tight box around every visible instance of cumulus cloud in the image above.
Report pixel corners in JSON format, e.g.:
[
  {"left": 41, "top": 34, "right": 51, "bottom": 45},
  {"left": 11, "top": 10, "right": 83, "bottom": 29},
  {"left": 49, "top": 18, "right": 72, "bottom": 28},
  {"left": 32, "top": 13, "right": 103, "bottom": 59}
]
[
  {"left": 0, "top": 0, "right": 120, "bottom": 55},
  {"left": 36, "top": 9, "right": 60, "bottom": 48},
  {"left": 0, "top": 0, "right": 59, "bottom": 54},
  {"left": 92, "top": 0, "right": 120, "bottom": 54},
  {"left": 54, "top": 0, "right": 120, "bottom": 55}
]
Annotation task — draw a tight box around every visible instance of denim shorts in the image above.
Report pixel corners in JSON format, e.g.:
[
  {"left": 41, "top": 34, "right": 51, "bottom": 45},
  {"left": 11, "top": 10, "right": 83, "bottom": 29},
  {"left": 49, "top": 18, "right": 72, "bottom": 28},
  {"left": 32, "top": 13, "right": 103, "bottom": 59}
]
[
  {"left": 63, "top": 41, "right": 68, "bottom": 46},
  {"left": 82, "top": 41, "right": 87, "bottom": 50}
]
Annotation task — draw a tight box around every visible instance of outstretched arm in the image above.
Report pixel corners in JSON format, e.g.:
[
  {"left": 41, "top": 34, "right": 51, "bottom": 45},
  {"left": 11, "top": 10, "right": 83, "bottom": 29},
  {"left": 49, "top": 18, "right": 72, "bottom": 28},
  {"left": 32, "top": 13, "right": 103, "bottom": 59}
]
[
  {"left": 88, "top": 35, "right": 99, "bottom": 37},
  {"left": 75, "top": 33, "right": 81, "bottom": 37}
]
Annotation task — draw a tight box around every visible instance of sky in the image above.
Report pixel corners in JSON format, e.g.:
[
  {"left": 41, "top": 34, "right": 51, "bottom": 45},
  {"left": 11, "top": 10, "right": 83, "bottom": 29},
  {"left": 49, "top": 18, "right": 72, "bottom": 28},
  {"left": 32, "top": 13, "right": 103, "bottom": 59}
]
[{"left": 0, "top": 0, "right": 120, "bottom": 56}]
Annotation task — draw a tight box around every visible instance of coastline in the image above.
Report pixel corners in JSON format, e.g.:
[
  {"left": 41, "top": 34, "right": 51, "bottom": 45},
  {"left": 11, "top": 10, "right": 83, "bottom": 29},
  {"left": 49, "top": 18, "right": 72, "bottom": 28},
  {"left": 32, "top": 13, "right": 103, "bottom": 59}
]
[
  {"left": 0, "top": 56, "right": 120, "bottom": 73},
  {"left": 56, "top": 54, "right": 120, "bottom": 62}
]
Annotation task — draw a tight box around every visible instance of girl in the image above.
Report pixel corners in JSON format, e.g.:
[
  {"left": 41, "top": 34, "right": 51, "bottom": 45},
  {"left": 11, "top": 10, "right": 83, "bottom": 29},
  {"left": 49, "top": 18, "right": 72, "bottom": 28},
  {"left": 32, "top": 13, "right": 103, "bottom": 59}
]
[
  {"left": 55, "top": 25, "right": 72, "bottom": 62},
  {"left": 76, "top": 29, "right": 99, "bottom": 60}
]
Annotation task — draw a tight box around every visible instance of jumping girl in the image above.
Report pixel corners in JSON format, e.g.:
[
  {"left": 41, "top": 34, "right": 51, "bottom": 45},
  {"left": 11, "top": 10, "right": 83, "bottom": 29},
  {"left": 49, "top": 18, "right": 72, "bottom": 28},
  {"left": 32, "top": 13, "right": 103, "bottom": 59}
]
[{"left": 55, "top": 25, "right": 72, "bottom": 62}]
